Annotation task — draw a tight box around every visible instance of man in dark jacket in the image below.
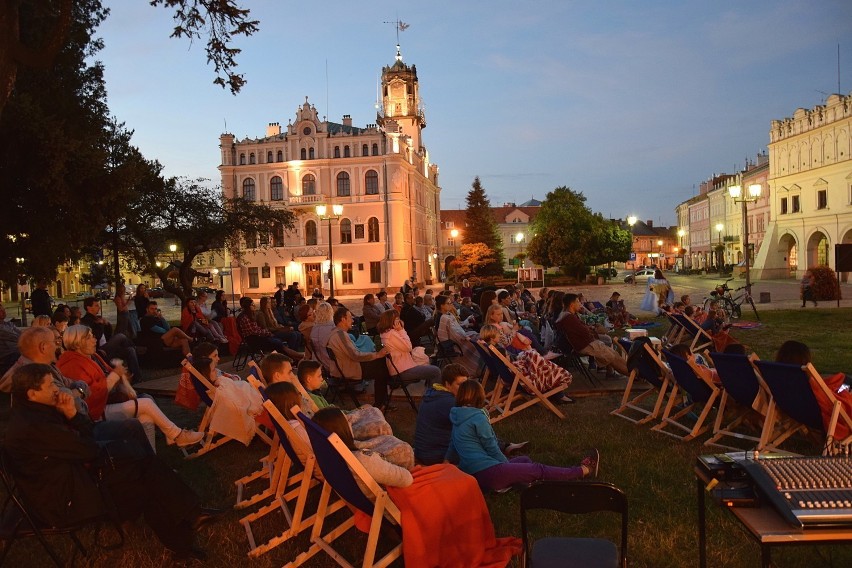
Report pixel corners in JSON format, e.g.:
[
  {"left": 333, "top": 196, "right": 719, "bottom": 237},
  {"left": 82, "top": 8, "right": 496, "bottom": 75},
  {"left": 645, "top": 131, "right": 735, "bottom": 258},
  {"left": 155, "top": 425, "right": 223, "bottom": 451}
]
[
  {"left": 30, "top": 280, "right": 53, "bottom": 317},
  {"left": 399, "top": 293, "right": 432, "bottom": 345},
  {"left": 5, "top": 363, "right": 221, "bottom": 560},
  {"left": 80, "top": 297, "right": 142, "bottom": 382}
]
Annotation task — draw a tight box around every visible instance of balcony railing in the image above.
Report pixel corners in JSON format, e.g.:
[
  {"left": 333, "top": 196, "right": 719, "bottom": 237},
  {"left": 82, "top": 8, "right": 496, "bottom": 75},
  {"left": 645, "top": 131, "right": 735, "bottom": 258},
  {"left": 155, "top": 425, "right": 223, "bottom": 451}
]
[{"left": 288, "top": 194, "right": 324, "bottom": 205}]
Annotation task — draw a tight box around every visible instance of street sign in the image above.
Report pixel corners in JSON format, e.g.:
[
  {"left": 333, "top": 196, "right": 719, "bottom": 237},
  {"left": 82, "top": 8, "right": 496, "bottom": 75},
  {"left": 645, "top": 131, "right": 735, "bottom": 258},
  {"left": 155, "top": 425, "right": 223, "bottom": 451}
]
[
  {"left": 629, "top": 252, "right": 636, "bottom": 261},
  {"left": 218, "top": 270, "right": 231, "bottom": 276}
]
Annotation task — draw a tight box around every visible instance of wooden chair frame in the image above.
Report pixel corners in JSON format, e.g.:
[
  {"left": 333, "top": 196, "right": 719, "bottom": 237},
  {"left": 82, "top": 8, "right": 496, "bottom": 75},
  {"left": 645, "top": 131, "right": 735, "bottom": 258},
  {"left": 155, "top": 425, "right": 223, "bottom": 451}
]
[
  {"left": 652, "top": 350, "right": 721, "bottom": 441},
  {"left": 610, "top": 342, "right": 671, "bottom": 425},
  {"left": 479, "top": 342, "right": 566, "bottom": 424},
  {"left": 703, "top": 352, "right": 766, "bottom": 450},
  {"left": 671, "top": 313, "right": 714, "bottom": 353}
]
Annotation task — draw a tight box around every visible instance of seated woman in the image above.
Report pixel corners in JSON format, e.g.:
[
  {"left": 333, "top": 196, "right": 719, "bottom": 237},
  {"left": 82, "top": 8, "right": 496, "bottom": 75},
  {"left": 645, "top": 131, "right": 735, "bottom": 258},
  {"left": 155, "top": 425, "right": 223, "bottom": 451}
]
[
  {"left": 256, "top": 296, "right": 302, "bottom": 350},
  {"left": 434, "top": 295, "right": 480, "bottom": 376},
  {"left": 196, "top": 291, "right": 228, "bottom": 343},
  {"left": 57, "top": 325, "right": 203, "bottom": 450},
  {"left": 479, "top": 324, "right": 573, "bottom": 402},
  {"left": 296, "top": 303, "right": 316, "bottom": 359},
  {"left": 181, "top": 297, "right": 226, "bottom": 343},
  {"left": 377, "top": 310, "right": 441, "bottom": 386},
  {"left": 326, "top": 307, "right": 390, "bottom": 408},
  {"left": 484, "top": 304, "right": 557, "bottom": 359},
  {"left": 449, "top": 381, "right": 599, "bottom": 492},
  {"left": 605, "top": 292, "right": 634, "bottom": 328},
  {"left": 211, "top": 290, "right": 230, "bottom": 322}
]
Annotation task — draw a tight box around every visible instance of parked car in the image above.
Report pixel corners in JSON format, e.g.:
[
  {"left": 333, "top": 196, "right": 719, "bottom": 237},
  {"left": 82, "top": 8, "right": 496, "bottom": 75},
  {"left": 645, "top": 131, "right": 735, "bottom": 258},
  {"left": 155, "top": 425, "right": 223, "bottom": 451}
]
[
  {"left": 76, "top": 291, "right": 93, "bottom": 299},
  {"left": 193, "top": 286, "right": 217, "bottom": 296},
  {"left": 623, "top": 267, "right": 657, "bottom": 284},
  {"left": 148, "top": 287, "right": 166, "bottom": 298}
]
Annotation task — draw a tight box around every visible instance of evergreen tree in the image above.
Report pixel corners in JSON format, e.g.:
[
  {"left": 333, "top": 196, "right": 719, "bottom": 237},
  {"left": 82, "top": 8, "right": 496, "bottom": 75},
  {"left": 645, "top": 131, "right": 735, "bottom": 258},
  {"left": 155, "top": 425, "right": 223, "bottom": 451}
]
[{"left": 463, "top": 176, "right": 504, "bottom": 274}]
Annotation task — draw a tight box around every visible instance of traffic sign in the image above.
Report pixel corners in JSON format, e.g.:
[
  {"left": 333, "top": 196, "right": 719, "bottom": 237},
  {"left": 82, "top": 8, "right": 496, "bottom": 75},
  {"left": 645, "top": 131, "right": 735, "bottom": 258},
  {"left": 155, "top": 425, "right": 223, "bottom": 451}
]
[{"left": 629, "top": 252, "right": 636, "bottom": 261}]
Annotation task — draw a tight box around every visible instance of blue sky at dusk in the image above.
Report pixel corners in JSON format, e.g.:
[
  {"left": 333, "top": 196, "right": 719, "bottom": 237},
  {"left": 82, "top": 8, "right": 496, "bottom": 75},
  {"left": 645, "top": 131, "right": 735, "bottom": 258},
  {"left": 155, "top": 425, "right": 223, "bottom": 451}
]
[{"left": 96, "top": 1, "right": 852, "bottom": 226}]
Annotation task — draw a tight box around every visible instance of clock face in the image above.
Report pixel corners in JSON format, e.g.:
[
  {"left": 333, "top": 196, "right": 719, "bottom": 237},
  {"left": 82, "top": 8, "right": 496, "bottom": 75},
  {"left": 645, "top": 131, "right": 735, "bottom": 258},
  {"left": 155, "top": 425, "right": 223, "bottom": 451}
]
[{"left": 303, "top": 127, "right": 311, "bottom": 135}]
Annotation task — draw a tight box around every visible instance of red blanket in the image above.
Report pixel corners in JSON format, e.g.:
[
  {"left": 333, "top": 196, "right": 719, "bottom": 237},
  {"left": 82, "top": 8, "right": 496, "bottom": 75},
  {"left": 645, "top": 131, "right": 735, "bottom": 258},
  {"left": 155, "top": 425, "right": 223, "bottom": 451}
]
[
  {"left": 386, "top": 464, "right": 521, "bottom": 568},
  {"left": 221, "top": 316, "right": 242, "bottom": 357}
]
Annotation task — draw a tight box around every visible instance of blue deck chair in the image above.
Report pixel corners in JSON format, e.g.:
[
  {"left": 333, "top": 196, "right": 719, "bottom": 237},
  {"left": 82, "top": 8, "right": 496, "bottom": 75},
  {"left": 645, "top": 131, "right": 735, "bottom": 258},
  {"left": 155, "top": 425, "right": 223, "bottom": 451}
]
[
  {"left": 298, "top": 410, "right": 404, "bottom": 568},
  {"left": 610, "top": 339, "right": 671, "bottom": 425},
  {"left": 704, "top": 352, "right": 766, "bottom": 450},
  {"left": 653, "top": 351, "right": 721, "bottom": 441},
  {"left": 479, "top": 342, "right": 566, "bottom": 424},
  {"left": 672, "top": 314, "right": 713, "bottom": 353},
  {"left": 752, "top": 360, "right": 852, "bottom": 455}
]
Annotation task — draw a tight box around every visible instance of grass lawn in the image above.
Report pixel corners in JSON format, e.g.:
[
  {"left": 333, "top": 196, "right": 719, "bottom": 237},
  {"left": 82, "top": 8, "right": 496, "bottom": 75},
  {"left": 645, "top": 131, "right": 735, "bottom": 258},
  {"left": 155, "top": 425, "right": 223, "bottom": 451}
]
[{"left": 1, "top": 308, "right": 851, "bottom": 567}]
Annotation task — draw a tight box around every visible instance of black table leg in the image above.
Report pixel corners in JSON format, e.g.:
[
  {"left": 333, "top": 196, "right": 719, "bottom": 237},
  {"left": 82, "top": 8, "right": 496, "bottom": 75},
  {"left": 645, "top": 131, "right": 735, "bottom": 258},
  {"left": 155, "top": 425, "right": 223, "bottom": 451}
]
[{"left": 698, "top": 476, "right": 707, "bottom": 568}]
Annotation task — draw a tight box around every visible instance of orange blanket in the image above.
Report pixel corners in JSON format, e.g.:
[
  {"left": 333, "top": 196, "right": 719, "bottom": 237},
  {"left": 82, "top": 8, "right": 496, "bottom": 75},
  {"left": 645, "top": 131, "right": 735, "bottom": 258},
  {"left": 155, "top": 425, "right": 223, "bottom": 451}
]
[
  {"left": 221, "top": 316, "right": 242, "bottom": 357},
  {"left": 386, "top": 464, "right": 521, "bottom": 568}
]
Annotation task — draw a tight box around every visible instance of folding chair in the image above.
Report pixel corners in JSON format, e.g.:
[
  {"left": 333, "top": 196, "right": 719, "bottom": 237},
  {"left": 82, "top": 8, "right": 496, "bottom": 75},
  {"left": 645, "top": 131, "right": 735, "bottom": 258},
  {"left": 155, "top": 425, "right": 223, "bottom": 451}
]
[
  {"left": 552, "top": 332, "right": 599, "bottom": 387},
  {"left": 179, "top": 357, "right": 239, "bottom": 459},
  {"left": 479, "top": 342, "right": 566, "bottom": 424},
  {"left": 0, "top": 449, "right": 124, "bottom": 567},
  {"left": 242, "top": 401, "right": 345, "bottom": 560},
  {"left": 380, "top": 347, "right": 419, "bottom": 414},
  {"left": 472, "top": 340, "right": 496, "bottom": 389},
  {"left": 752, "top": 360, "right": 852, "bottom": 455},
  {"left": 520, "top": 481, "right": 628, "bottom": 568},
  {"left": 325, "top": 347, "right": 365, "bottom": 409},
  {"left": 431, "top": 333, "right": 463, "bottom": 369},
  {"left": 610, "top": 340, "right": 671, "bottom": 425},
  {"left": 704, "top": 352, "right": 766, "bottom": 450},
  {"left": 661, "top": 312, "right": 685, "bottom": 346},
  {"left": 671, "top": 314, "right": 713, "bottom": 353},
  {"left": 298, "top": 410, "right": 404, "bottom": 568},
  {"left": 652, "top": 350, "right": 721, "bottom": 442},
  {"left": 233, "top": 334, "right": 266, "bottom": 371}
]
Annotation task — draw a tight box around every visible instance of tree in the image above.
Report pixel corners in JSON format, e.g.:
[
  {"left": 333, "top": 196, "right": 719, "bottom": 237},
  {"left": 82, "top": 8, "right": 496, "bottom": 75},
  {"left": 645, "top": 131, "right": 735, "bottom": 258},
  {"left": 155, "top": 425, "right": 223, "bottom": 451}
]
[
  {"left": 463, "top": 176, "right": 504, "bottom": 275},
  {"left": 107, "top": 172, "right": 296, "bottom": 302},
  {"left": 453, "top": 243, "right": 496, "bottom": 279},
  {"left": 0, "top": 0, "right": 258, "bottom": 118},
  {"left": 527, "top": 186, "right": 631, "bottom": 279}
]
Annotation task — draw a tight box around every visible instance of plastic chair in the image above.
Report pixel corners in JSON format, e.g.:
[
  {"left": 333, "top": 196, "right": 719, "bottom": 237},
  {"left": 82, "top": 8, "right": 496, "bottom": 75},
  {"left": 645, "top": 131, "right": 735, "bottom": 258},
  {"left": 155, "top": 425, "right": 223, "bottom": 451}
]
[{"left": 520, "top": 480, "right": 628, "bottom": 568}]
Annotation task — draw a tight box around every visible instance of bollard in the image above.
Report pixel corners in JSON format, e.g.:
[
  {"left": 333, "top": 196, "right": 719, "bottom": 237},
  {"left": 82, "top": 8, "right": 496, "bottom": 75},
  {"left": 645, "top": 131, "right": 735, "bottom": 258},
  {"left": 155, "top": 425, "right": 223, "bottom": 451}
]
[{"left": 759, "top": 292, "right": 771, "bottom": 304}]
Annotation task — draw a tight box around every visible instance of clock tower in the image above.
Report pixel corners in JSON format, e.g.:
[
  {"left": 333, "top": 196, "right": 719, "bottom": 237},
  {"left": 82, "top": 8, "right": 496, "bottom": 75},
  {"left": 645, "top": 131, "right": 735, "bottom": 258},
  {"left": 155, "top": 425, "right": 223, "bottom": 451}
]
[{"left": 377, "top": 45, "right": 426, "bottom": 152}]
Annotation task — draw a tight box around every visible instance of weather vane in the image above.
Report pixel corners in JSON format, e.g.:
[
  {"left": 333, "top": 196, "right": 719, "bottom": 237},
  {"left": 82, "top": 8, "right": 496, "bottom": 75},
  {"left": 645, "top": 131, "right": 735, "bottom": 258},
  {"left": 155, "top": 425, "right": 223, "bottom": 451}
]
[{"left": 383, "top": 18, "right": 409, "bottom": 45}]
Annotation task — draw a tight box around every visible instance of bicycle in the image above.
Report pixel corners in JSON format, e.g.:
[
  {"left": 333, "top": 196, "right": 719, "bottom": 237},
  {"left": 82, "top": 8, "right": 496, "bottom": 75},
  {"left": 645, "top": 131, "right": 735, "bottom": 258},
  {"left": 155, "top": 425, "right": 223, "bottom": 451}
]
[{"left": 703, "top": 278, "right": 760, "bottom": 321}]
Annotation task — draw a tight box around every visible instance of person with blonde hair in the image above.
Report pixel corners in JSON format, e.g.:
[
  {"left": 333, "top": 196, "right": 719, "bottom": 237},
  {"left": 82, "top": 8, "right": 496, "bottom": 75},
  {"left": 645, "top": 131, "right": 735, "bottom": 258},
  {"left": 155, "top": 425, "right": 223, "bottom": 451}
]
[{"left": 58, "top": 325, "right": 203, "bottom": 450}]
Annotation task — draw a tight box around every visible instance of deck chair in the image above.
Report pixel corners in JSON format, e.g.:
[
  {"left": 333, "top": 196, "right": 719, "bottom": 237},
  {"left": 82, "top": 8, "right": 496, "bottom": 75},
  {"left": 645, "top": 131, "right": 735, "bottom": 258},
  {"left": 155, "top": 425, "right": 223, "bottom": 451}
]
[
  {"left": 0, "top": 449, "right": 124, "bottom": 567},
  {"left": 752, "top": 360, "right": 852, "bottom": 455},
  {"left": 653, "top": 351, "right": 721, "bottom": 441},
  {"left": 610, "top": 339, "right": 671, "bottom": 425},
  {"left": 297, "top": 410, "right": 404, "bottom": 568},
  {"left": 325, "top": 347, "right": 365, "bottom": 408},
  {"left": 380, "top": 347, "right": 419, "bottom": 414},
  {"left": 471, "top": 340, "right": 497, "bottom": 389},
  {"left": 661, "top": 312, "right": 685, "bottom": 346},
  {"left": 520, "top": 481, "right": 628, "bottom": 568},
  {"left": 480, "top": 342, "right": 566, "bottom": 424},
  {"left": 179, "top": 357, "right": 240, "bottom": 459},
  {"left": 242, "top": 401, "right": 345, "bottom": 560},
  {"left": 671, "top": 314, "right": 713, "bottom": 353},
  {"left": 704, "top": 352, "right": 766, "bottom": 450}
]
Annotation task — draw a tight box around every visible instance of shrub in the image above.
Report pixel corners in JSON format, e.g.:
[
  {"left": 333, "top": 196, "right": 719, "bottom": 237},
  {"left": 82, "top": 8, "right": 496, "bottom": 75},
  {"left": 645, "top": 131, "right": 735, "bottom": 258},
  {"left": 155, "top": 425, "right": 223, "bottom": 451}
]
[{"left": 809, "top": 266, "right": 842, "bottom": 300}]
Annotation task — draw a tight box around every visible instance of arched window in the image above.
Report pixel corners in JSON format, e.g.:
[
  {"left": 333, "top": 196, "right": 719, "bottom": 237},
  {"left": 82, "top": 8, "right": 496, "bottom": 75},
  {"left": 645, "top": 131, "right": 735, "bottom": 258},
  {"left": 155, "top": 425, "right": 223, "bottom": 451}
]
[
  {"left": 242, "top": 178, "right": 256, "bottom": 201},
  {"left": 305, "top": 220, "right": 318, "bottom": 245},
  {"left": 365, "top": 170, "right": 379, "bottom": 195},
  {"left": 336, "top": 172, "right": 350, "bottom": 197},
  {"left": 334, "top": 146, "right": 340, "bottom": 158},
  {"left": 367, "top": 217, "right": 380, "bottom": 242},
  {"left": 276, "top": 150, "right": 283, "bottom": 162},
  {"left": 302, "top": 174, "right": 316, "bottom": 195},
  {"left": 340, "top": 218, "right": 352, "bottom": 244},
  {"left": 267, "top": 151, "right": 273, "bottom": 163},
  {"left": 372, "top": 143, "right": 379, "bottom": 156},
  {"left": 343, "top": 146, "right": 350, "bottom": 158},
  {"left": 308, "top": 147, "right": 315, "bottom": 159},
  {"left": 249, "top": 153, "right": 256, "bottom": 164},
  {"left": 270, "top": 176, "right": 283, "bottom": 201},
  {"left": 362, "top": 144, "right": 368, "bottom": 156},
  {"left": 239, "top": 153, "right": 246, "bottom": 165},
  {"left": 300, "top": 148, "right": 307, "bottom": 160}
]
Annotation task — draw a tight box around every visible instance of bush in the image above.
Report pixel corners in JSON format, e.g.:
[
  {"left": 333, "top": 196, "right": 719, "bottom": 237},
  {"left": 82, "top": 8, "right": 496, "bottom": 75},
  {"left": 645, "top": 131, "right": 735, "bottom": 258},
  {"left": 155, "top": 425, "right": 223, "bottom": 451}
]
[{"left": 809, "top": 266, "right": 842, "bottom": 300}]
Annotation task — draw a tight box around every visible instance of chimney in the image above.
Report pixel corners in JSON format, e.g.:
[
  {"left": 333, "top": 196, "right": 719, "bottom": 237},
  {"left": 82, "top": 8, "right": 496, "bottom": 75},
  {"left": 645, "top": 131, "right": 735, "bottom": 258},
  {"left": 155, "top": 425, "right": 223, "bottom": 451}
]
[
  {"left": 646, "top": 220, "right": 653, "bottom": 227},
  {"left": 342, "top": 114, "right": 353, "bottom": 127},
  {"left": 266, "top": 122, "right": 281, "bottom": 136}
]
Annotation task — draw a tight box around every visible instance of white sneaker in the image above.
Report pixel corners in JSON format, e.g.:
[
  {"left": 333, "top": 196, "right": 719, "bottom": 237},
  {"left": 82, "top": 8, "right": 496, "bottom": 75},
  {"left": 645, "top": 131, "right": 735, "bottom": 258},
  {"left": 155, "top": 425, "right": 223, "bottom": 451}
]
[{"left": 171, "top": 429, "right": 204, "bottom": 447}]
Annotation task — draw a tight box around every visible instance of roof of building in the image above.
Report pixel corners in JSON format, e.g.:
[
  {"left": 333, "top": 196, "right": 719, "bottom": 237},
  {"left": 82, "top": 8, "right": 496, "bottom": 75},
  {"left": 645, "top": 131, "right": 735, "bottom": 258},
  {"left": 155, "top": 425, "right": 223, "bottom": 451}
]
[
  {"left": 440, "top": 206, "right": 541, "bottom": 226},
  {"left": 519, "top": 198, "right": 542, "bottom": 207},
  {"left": 326, "top": 121, "right": 369, "bottom": 135}
]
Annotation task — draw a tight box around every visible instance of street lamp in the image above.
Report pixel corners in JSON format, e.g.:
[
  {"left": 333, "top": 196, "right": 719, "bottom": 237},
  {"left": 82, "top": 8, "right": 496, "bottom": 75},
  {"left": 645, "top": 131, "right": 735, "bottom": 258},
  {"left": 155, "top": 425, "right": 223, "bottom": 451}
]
[
  {"left": 657, "top": 239, "right": 664, "bottom": 270},
  {"left": 515, "top": 231, "right": 525, "bottom": 269},
  {"left": 316, "top": 203, "right": 344, "bottom": 297},
  {"left": 677, "top": 228, "right": 685, "bottom": 271},
  {"left": 715, "top": 222, "right": 724, "bottom": 273},
  {"left": 728, "top": 184, "right": 762, "bottom": 291},
  {"left": 627, "top": 215, "right": 637, "bottom": 285},
  {"left": 15, "top": 257, "right": 27, "bottom": 326}
]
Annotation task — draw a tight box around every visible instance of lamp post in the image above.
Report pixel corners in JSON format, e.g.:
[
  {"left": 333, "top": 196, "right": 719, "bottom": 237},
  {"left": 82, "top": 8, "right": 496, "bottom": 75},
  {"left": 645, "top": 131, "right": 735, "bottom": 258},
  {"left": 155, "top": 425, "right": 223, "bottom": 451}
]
[
  {"left": 449, "top": 229, "right": 459, "bottom": 286},
  {"left": 715, "top": 222, "right": 724, "bottom": 273},
  {"left": 316, "top": 203, "right": 343, "bottom": 297},
  {"left": 627, "top": 215, "right": 637, "bottom": 285},
  {"left": 657, "top": 239, "right": 664, "bottom": 270},
  {"left": 677, "top": 228, "right": 685, "bottom": 271},
  {"left": 15, "top": 257, "right": 27, "bottom": 326},
  {"left": 728, "top": 184, "right": 762, "bottom": 291}
]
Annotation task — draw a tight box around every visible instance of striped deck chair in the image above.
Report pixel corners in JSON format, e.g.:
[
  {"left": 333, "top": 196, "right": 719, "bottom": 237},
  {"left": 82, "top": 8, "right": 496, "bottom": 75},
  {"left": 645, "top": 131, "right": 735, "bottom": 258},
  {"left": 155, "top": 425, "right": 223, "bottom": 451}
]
[
  {"left": 653, "top": 350, "right": 721, "bottom": 441},
  {"left": 704, "top": 352, "right": 766, "bottom": 450},
  {"left": 671, "top": 314, "right": 713, "bottom": 353},
  {"left": 752, "top": 360, "right": 852, "bottom": 456},
  {"left": 298, "top": 410, "right": 404, "bottom": 568},
  {"left": 610, "top": 339, "right": 671, "bottom": 425},
  {"left": 478, "top": 342, "right": 566, "bottom": 424}
]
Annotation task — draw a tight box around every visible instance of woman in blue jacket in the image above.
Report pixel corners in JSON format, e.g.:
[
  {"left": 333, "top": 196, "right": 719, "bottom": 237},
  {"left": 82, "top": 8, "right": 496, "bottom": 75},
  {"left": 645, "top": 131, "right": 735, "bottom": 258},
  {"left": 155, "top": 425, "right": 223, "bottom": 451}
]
[{"left": 448, "top": 381, "right": 599, "bottom": 491}]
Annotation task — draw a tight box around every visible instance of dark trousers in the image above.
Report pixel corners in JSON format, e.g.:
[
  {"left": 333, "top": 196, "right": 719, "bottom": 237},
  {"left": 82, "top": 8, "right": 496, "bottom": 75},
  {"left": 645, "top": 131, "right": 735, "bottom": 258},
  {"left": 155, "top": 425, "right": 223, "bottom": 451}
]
[
  {"left": 103, "top": 333, "right": 142, "bottom": 383},
  {"left": 360, "top": 358, "right": 390, "bottom": 406}
]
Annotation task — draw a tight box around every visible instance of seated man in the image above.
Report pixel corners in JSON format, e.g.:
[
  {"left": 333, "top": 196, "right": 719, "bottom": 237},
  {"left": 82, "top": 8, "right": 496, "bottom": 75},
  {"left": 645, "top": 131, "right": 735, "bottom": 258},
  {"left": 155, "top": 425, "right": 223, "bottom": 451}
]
[
  {"left": 399, "top": 293, "right": 432, "bottom": 345},
  {"left": 5, "top": 363, "right": 223, "bottom": 561},
  {"left": 138, "top": 301, "right": 192, "bottom": 356},
  {"left": 557, "top": 293, "right": 628, "bottom": 377},
  {"left": 0, "top": 301, "right": 22, "bottom": 375},
  {"left": 327, "top": 307, "right": 390, "bottom": 407},
  {"left": 235, "top": 296, "right": 287, "bottom": 353},
  {"left": 80, "top": 296, "right": 142, "bottom": 381}
]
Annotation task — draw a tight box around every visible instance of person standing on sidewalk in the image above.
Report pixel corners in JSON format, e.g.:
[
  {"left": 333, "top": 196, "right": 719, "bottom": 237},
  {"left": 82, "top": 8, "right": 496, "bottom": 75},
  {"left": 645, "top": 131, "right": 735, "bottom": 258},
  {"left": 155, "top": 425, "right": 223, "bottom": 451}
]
[{"left": 800, "top": 270, "right": 817, "bottom": 308}]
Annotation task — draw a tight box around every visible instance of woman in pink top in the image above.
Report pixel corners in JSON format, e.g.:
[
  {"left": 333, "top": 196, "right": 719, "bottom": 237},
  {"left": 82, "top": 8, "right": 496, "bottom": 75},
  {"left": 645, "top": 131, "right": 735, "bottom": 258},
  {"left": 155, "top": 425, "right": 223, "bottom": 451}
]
[{"left": 377, "top": 310, "right": 441, "bottom": 384}]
